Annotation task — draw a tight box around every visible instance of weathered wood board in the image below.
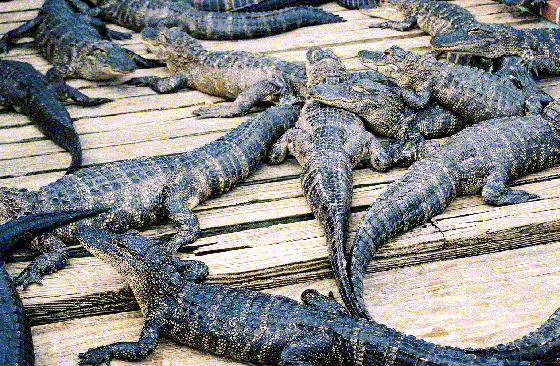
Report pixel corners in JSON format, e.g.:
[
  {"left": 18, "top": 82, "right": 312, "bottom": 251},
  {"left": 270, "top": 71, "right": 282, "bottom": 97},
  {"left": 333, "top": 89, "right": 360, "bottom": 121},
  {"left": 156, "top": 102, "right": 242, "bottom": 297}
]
[{"left": 1, "top": 0, "right": 560, "bottom": 365}]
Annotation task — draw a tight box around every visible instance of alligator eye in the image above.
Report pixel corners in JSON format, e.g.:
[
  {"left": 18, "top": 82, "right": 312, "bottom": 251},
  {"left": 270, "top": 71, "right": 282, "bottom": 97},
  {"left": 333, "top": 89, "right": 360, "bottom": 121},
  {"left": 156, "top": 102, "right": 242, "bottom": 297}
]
[
  {"left": 383, "top": 49, "right": 391, "bottom": 57},
  {"left": 467, "top": 27, "right": 480, "bottom": 34}
]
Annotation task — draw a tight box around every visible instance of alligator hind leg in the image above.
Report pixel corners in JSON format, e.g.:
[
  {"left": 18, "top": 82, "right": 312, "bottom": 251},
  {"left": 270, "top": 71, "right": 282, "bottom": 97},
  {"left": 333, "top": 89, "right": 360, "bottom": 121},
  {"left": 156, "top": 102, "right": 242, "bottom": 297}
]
[
  {"left": 482, "top": 167, "right": 539, "bottom": 206},
  {"left": 267, "top": 128, "right": 312, "bottom": 165},
  {"left": 301, "top": 289, "right": 348, "bottom": 316},
  {"left": 192, "top": 80, "right": 283, "bottom": 119},
  {"left": 280, "top": 332, "right": 333, "bottom": 366},
  {"left": 14, "top": 234, "right": 68, "bottom": 288}
]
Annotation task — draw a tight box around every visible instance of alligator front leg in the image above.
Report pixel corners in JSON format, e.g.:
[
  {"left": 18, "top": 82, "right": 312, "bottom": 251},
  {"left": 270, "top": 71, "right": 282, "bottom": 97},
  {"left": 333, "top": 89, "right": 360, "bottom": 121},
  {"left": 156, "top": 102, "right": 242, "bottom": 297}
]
[
  {"left": 78, "top": 305, "right": 170, "bottom": 365},
  {"left": 348, "top": 131, "right": 391, "bottom": 170},
  {"left": 123, "top": 49, "right": 162, "bottom": 69},
  {"left": 176, "top": 259, "right": 209, "bottom": 283},
  {"left": 13, "top": 234, "right": 68, "bottom": 288},
  {"left": 125, "top": 74, "right": 190, "bottom": 93},
  {"left": 400, "top": 87, "right": 431, "bottom": 109},
  {"left": 192, "top": 80, "right": 283, "bottom": 119},
  {"left": 482, "top": 167, "right": 539, "bottom": 206},
  {"left": 280, "top": 332, "right": 333, "bottom": 366},
  {"left": 267, "top": 128, "right": 312, "bottom": 165},
  {"left": 369, "top": 16, "right": 418, "bottom": 31},
  {"left": 51, "top": 82, "right": 113, "bottom": 106},
  {"left": 0, "top": 16, "right": 41, "bottom": 53}
]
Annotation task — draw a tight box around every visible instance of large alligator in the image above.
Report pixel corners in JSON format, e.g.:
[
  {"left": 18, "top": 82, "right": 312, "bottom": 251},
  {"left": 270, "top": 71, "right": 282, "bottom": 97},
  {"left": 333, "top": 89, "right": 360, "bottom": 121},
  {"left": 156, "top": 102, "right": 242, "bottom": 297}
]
[
  {"left": 76, "top": 226, "right": 560, "bottom": 365},
  {"left": 0, "top": 0, "right": 160, "bottom": 80},
  {"left": 267, "top": 47, "right": 391, "bottom": 319},
  {"left": 309, "top": 78, "right": 465, "bottom": 164},
  {"left": 0, "top": 104, "right": 299, "bottom": 289},
  {"left": 430, "top": 23, "right": 560, "bottom": 77},
  {"left": 188, "top": 0, "right": 377, "bottom": 12},
  {"left": 0, "top": 208, "right": 106, "bottom": 366},
  {"left": 0, "top": 59, "right": 112, "bottom": 174},
  {"left": 83, "top": 0, "right": 344, "bottom": 40},
  {"left": 345, "top": 91, "right": 560, "bottom": 320},
  {"left": 358, "top": 46, "right": 551, "bottom": 124},
  {"left": 127, "top": 27, "right": 390, "bottom": 119}
]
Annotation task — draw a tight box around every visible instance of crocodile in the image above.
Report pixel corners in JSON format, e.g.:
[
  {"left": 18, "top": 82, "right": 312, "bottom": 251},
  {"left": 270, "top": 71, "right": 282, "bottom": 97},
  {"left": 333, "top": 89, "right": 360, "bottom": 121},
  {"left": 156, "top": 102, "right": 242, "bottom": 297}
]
[
  {"left": 430, "top": 23, "right": 560, "bottom": 77},
  {"left": 357, "top": 46, "right": 551, "bottom": 124},
  {"left": 126, "top": 26, "right": 390, "bottom": 119},
  {"left": 188, "top": 0, "right": 377, "bottom": 12},
  {"left": 0, "top": 104, "right": 299, "bottom": 289},
  {"left": 266, "top": 47, "right": 391, "bottom": 320},
  {"left": 83, "top": 0, "right": 345, "bottom": 40},
  {"left": 76, "top": 226, "right": 560, "bottom": 366},
  {"left": 0, "top": 0, "right": 161, "bottom": 80},
  {"left": 0, "top": 59, "right": 112, "bottom": 174},
  {"left": 0, "top": 208, "right": 106, "bottom": 366},
  {"left": 309, "top": 78, "right": 465, "bottom": 164},
  {"left": 346, "top": 93, "right": 560, "bottom": 320}
]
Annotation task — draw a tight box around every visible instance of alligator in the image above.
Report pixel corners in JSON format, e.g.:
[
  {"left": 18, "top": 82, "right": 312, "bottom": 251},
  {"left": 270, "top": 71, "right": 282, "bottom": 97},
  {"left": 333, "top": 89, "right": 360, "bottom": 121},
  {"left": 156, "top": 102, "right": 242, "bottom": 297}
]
[
  {"left": 0, "top": 0, "right": 161, "bottom": 80},
  {"left": 345, "top": 92, "right": 560, "bottom": 320},
  {"left": 357, "top": 46, "right": 552, "bottom": 124},
  {"left": 0, "top": 59, "right": 112, "bottom": 174},
  {"left": 188, "top": 0, "right": 377, "bottom": 12},
  {"left": 0, "top": 208, "right": 106, "bottom": 366},
  {"left": 491, "top": 0, "right": 545, "bottom": 7},
  {"left": 76, "top": 226, "right": 560, "bottom": 365},
  {"left": 126, "top": 26, "right": 390, "bottom": 119},
  {"left": 0, "top": 104, "right": 299, "bottom": 289},
  {"left": 430, "top": 23, "right": 560, "bottom": 77},
  {"left": 265, "top": 47, "right": 391, "bottom": 319},
  {"left": 82, "top": 0, "right": 345, "bottom": 40},
  {"left": 309, "top": 78, "right": 465, "bottom": 164}
]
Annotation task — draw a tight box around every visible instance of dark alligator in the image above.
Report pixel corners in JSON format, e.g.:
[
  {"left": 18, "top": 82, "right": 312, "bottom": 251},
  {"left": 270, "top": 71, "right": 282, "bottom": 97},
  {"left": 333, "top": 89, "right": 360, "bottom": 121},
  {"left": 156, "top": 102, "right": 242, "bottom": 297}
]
[
  {"left": 0, "top": 0, "right": 160, "bottom": 80},
  {"left": 430, "top": 23, "right": 560, "bottom": 77},
  {"left": 346, "top": 93, "right": 560, "bottom": 320},
  {"left": 266, "top": 47, "right": 391, "bottom": 319},
  {"left": 309, "top": 78, "right": 465, "bottom": 164},
  {"left": 0, "top": 59, "right": 112, "bottom": 174},
  {"left": 127, "top": 26, "right": 390, "bottom": 119},
  {"left": 0, "top": 104, "right": 299, "bottom": 289},
  {"left": 188, "top": 0, "right": 377, "bottom": 12},
  {"left": 76, "top": 226, "right": 560, "bottom": 366},
  {"left": 84, "top": 0, "right": 344, "bottom": 40},
  {"left": 357, "top": 46, "right": 551, "bottom": 124},
  {"left": 0, "top": 208, "right": 106, "bottom": 366}
]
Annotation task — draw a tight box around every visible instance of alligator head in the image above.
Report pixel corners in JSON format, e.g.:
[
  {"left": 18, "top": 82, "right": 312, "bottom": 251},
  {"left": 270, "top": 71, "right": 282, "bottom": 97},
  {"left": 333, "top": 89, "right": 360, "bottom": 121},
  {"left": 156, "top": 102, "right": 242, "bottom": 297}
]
[
  {"left": 77, "top": 41, "right": 137, "bottom": 80},
  {"left": 358, "top": 46, "right": 434, "bottom": 87},
  {"left": 77, "top": 227, "right": 183, "bottom": 315},
  {"left": 306, "top": 46, "right": 348, "bottom": 87},
  {"left": 140, "top": 27, "right": 203, "bottom": 74},
  {"left": 430, "top": 23, "right": 525, "bottom": 58}
]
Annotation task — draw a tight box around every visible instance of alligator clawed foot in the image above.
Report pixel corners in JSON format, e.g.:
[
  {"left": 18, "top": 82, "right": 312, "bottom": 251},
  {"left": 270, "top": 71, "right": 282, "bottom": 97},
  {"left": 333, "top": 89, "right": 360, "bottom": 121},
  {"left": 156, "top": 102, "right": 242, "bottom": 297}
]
[
  {"left": 83, "top": 97, "right": 114, "bottom": 106},
  {"left": 13, "top": 269, "right": 43, "bottom": 289},
  {"left": 123, "top": 76, "right": 158, "bottom": 88},
  {"left": 192, "top": 105, "right": 239, "bottom": 119},
  {"left": 78, "top": 346, "right": 112, "bottom": 366}
]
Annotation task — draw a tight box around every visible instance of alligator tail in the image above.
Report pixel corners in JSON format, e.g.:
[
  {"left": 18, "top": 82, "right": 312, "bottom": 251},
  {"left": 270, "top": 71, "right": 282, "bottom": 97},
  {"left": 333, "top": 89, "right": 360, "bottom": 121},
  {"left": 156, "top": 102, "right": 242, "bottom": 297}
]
[
  {"left": 300, "top": 149, "right": 360, "bottom": 316},
  {"left": 179, "top": 5, "right": 345, "bottom": 40},
  {"left": 349, "top": 160, "right": 457, "bottom": 319}
]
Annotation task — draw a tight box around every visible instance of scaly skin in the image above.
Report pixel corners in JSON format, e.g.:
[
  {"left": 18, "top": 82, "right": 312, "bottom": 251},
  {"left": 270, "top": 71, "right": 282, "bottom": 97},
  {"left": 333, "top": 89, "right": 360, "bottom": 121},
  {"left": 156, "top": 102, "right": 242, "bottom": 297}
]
[
  {"left": 87, "top": 0, "right": 344, "bottom": 40},
  {"left": 126, "top": 27, "right": 391, "bottom": 119},
  {"left": 309, "top": 78, "right": 465, "bottom": 165},
  {"left": 431, "top": 24, "right": 560, "bottom": 76},
  {"left": 0, "top": 0, "right": 160, "bottom": 80},
  {"left": 0, "top": 59, "right": 112, "bottom": 174},
  {"left": 358, "top": 46, "right": 551, "bottom": 123},
  {"left": 77, "top": 227, "right": 560, "bottom": 366},
  {"left": 0, "top": 208, "right": 106, "bottom": 366},
  {"left": 347, "top": 98, "right": 560, "bottom": 320},
  {"left": 0, "top": 104, "right": 299, "bottom": 289},
  {"left": 188, "top": 0, "right": 377, "bottom": 12},
  {"left": 267, "top": 47, "right": 391, "bottom": 319}
]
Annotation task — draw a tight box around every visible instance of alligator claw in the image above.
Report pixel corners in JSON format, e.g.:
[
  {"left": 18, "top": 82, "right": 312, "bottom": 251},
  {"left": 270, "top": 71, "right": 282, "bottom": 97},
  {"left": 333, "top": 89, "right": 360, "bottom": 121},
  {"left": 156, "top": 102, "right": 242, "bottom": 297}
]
[
  {"left": 78, "top": 346, "right": 112, "bottom": 366},
  {"left": 192, "top": 105, "right": 239, "bottom": 119},
  {"left": 13, "top": 270, "right": 43, "bottom": 289},
  {"left": 123, "top": 76, "right": 159, "bottom": 88}
]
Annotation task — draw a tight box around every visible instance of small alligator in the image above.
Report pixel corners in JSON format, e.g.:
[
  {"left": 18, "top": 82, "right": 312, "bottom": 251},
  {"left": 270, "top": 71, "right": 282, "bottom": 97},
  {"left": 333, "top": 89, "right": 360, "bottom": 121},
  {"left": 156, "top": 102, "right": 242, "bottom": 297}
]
[
  {"left": 188, "top": 0, "right": 377, "bottom": 12},
  {"left": 0, "top": 104, "right": 299, "bottom": 289},
  {"left": 76, "top": 226, "right": 560, "bottom": 366},
  {"left": 0, "top": 0, "right": 160, "bottom": 80},
  {"left": 430, "top": 23, "right": 560, "bottom": 77},
  {"left": 346, "top": 96, "right": 560, "bottom": 320},
  {"left": 309, "top": 78, "right": 465, "bottom": 164},
  {"left": 84, "top": 0, "right": 344, "bottom": 40},
  {"left": 357, "top": 46, "right": 551, "bottom": 124},
  {"left": 127, "top": 27, "right": 390, "bottom": 119},
  {"left": 0, "top": 208, "right": 105, "bottom": 366},
  {"left": 267, "top": 47, "right": 390, "bottom": 319},
  {"left": 0, "top": 59, "right": 112, "bottom": 174}
]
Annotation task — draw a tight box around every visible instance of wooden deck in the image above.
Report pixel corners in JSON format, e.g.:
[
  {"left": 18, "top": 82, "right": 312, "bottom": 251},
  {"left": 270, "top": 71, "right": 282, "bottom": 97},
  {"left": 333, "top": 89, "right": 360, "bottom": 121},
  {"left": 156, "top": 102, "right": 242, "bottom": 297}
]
[{"left": 1, "top": 0, "right": 560, "bottom": 364}]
